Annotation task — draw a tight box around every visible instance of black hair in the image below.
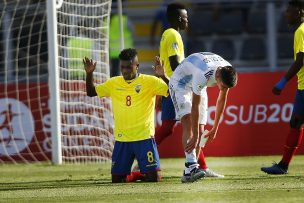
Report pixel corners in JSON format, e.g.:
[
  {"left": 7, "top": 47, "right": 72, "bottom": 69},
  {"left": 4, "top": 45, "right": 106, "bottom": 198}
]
[
  {"left": 166, "top": 3, "right": 186, "bottom": 22},
  {"left": 119, "top": 48, "right": 137, "bottom": 61},
  {"left": 289, "top": 0, "right": 304, "bottom": 9},
  {"left": 220, "top": 66, "right": 237, "bottom": 88}
]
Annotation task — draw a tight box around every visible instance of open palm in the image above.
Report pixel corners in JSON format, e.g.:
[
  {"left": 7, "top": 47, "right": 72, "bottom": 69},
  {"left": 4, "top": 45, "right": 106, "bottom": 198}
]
[{"left": 83, "top": 57, "right": 96, "bottom": 74}]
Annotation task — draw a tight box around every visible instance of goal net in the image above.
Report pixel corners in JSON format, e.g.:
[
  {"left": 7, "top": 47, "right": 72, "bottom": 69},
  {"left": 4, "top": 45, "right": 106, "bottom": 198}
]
[{"left": 0, "top": 0, "right": 114, "bottom": 164}]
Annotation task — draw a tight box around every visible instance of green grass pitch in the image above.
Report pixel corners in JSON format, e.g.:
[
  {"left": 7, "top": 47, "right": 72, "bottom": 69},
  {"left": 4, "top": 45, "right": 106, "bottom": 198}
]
[{"left": 1, "top": 156, "right": 304, "bottom": 202}]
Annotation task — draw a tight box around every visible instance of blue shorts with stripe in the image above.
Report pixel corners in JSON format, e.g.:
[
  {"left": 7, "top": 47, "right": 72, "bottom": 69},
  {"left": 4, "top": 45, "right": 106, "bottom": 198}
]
[
  {"left": 161, "top": 95, "right": 176, "bottom": 120},
  {"left": 293, "top": 89, "right": 304, "bottom": 116},
  {"left": 111, "top": 138, "right": 160, "bottom": 175}
]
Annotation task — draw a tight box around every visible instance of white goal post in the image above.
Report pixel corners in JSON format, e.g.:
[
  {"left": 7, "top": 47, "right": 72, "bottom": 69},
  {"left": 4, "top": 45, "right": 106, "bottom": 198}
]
[{"left": 0, "top": 0, "right": 114, "bottom": 164}]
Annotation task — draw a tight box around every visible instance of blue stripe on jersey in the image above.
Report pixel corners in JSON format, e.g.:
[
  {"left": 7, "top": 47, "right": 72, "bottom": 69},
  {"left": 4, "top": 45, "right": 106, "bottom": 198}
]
[
  {"left": 185, "top": 54, "right": 208, "bottom": 71},
  {"left": 178, "top": 75, "right": 193, "bottom": 88}
]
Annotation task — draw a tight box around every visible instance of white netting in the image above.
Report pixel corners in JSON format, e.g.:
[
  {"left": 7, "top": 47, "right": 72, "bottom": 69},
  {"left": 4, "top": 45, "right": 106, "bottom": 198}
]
[
  {"left": 0, "top": 0, "right": 114, "bottom": 163},
  {"left": 57, "top": 0, "right": 114, "bottom": 163}
]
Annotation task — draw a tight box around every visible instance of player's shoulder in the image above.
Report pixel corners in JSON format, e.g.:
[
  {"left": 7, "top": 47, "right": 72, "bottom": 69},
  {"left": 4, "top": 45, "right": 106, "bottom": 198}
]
[
  {"left": 107, "top": 76, "right": 123, "bottom": 84},
  {"left": 139, "top": 74, "right": 163, "bottom": 84},
  {"left": 296, "top": 23, "right": 304, "bottom": 35},
  {"left": 163, "top": 28, "right": 179, "bottom": 37}
]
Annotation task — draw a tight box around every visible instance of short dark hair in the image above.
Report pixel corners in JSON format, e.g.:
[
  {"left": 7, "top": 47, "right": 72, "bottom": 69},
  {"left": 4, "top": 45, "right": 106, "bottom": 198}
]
[
  {"left": 289, "top": 0, "right": 304, "bottom": 9},
  {"left": 220, "top": 66, "right": 237, "bottom": 88},
  {"left": 119, "top": 48, "right": 137, "bottom": 61},
  {"left": 166, "top": 3, "right": 186, "bottom": 22}
]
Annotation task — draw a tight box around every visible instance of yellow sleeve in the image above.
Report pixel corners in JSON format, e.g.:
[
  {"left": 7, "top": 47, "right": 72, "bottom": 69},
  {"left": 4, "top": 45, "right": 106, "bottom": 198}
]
[
  {"left": 166, "top": 32, "right": 182, "bottom": 57},
  {"left": 150, "top": 76, "right": 168, "bottom": 97},
  {"left": 295, "top": 29, "right": 304, "bottom": 56},
  {"left": 95, "top": 79, "right": 112, "bottom": 97}
]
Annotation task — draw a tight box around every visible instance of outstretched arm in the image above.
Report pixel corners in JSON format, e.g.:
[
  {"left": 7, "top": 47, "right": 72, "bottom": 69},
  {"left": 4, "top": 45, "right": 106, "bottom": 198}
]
[
  {"left": 205, "top": 88, "right": 229, "bottom": 142},
  {"left": 273, "top": 52, "right": 304, "bottom": 95},
  {"left": 153, "top": 56, "right": 169, "bottom": 84},
  {"left": 83, "top": 57, "right": 97, "bottom": 97}
]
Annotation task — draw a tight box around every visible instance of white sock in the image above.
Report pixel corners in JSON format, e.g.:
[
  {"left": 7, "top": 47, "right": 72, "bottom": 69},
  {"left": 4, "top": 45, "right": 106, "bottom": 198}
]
[{"left": 185, "top": 150, "right": 197, "bottom": 164}]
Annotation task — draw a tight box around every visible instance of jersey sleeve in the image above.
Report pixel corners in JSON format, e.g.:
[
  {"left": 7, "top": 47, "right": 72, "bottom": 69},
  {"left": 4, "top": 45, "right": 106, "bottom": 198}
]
[
  {"left": 192, "top": 71, "right": 207, "bottom": 95},
  {"left": 150, "top": 76, "right": 168, "bottom": 97},
  {"left": 166, "top": 32, "right": 182, "bottom": 57},
  {"left": 95, "top": 79, "right": 112, "bottom": 97},
  {"left": 295, "top": 28, "right": 304, "bottom": 56}
]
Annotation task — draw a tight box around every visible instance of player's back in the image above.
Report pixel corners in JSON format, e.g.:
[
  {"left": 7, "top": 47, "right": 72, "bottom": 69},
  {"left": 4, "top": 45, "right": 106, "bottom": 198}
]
[{"left": 170, "top": 52, "right": 231, "bottom": 90}]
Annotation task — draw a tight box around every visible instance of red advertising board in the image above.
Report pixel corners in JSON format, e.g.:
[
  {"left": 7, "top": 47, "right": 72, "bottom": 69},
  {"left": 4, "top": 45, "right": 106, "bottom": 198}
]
[
  {"left": 0, "top": 84, "right": 51, "bottom": 162},
  {"left": 157, "top": 72, "right": 303, "bottom": 157},
  {"left": 0, "top": 72, "right": 302, "bottom": 162}
]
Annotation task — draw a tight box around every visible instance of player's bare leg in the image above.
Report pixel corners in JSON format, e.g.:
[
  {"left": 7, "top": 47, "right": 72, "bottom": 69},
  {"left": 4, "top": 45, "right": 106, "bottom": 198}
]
[
  {"left": 181, "top": 114, "right": 205, "bottom": 183},
  {"left": 195, "top": 124, "right": 224, "bottom": 178}
]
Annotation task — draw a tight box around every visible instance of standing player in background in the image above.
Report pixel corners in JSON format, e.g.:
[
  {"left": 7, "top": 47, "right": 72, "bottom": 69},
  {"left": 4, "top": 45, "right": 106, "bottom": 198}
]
[
  {"left": 261, "top": 0, "right": 304, "bottom": 175},
  {"left": 169, "top": 52, "right": 237, "bottom": 183},
  {"left": 84, "top": 48, "right": 168, "bottom": 183},
  {"left": 158, "top": 2, "right": 224, "bottom": 178}
]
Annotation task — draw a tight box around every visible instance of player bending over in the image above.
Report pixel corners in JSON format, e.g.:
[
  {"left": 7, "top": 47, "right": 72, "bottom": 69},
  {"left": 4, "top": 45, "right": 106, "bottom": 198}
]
[{"left": 169, "top": 52, "right": 237, "bottom": 183}]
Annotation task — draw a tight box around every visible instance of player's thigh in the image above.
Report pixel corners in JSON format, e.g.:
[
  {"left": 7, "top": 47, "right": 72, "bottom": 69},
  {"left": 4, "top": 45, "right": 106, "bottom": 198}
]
[
  {"left": 199, "top": 88, "right": 208, "bottom": 125},
  {"left": 161, "top": 95, "right": 176, "bottom": 120},
  {"left": 290, "top": 90, "right": 304, "bottom": 128},
  {"left": 169, "top": 86, "right": 192, "bottom": 120},
  {"left": 132, "top": 138, "right": 160, "bottom": 174},
  {"left": 111, "top": 141, "right": 135, "bottom": 176}
]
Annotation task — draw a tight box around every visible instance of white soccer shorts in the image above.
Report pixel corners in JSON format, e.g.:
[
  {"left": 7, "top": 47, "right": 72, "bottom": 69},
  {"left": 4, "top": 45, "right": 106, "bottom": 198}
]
[{"left": 169, "top": 84, "right": 208, "bottom": 125}]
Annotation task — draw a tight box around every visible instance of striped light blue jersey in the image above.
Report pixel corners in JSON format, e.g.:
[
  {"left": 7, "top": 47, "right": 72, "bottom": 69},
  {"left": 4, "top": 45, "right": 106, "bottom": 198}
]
[{"left": 170, "top": 52, "right": 232, "bottom": 95}]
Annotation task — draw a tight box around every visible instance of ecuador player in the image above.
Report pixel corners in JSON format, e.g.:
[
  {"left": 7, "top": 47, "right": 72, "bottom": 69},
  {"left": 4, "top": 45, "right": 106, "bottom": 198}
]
[
  {"left": 261, "top": 0, "right": 304, "bottom": 174},
  {"left": 84, "top": 48, "right": 168, "bottom": 183}
]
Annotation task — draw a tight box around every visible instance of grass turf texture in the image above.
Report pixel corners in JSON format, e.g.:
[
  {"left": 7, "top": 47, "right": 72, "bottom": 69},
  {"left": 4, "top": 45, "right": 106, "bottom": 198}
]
[{"left": 1, "top": 156, "right": 304, "bottom": 202}]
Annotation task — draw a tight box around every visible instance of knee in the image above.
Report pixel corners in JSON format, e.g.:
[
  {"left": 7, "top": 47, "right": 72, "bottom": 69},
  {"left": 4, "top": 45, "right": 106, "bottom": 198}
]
[
  {"left": 112, "top": 175, "right": 126, "bottom": 183},
  {"left": 144, "top": 171, "right": 161, "bottom": 182}
]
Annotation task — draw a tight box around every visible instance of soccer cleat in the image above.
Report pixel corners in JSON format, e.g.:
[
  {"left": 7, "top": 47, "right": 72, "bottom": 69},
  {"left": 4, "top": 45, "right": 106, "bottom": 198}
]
[
  {"left": 261, "top": 163, "right": 288, "bottom": 175},
  {"left": 202, "top": 168, "right": 224, "bottom": 178},
  {"left": 181, "top": 163, "right": 205, "bottom": 183}
]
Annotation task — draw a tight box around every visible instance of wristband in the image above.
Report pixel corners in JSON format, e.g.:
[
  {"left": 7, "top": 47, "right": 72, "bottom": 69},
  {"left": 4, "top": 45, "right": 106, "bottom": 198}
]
[{"left": 275, "top": 78, "right": 287, "bottom": 90}]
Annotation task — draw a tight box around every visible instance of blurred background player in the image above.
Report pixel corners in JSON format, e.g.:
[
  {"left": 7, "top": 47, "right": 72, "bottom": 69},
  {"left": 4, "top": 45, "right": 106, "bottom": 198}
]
[
  {"left": 149, "top": 1, "right": 170, "bottom": 47},
  {"left": 261, "top": 0, "right": 304, "bottom": 175},
  {"left": 157, "top": 2, "right": 186, "bottom": 150},
  {"left": 84, "top": 48, "right": 168, "bottom": 183},
  {"left": 158, "top": 2, "right": 224, "bottom": 178},
  {"left": 169, "top": 52, "right": 237, "bottom": 183}
]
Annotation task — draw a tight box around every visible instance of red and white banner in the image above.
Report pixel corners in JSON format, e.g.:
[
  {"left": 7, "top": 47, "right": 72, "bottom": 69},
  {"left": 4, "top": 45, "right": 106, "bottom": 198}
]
[
  {"left": 0, "top": 72, "right": 302, "bottom": 162},
  {"left": 157, "top": 72, "right": 304, "bottom": 157},
  {"left": 0, "top": 84, "right": 51, "bottom": 162}
]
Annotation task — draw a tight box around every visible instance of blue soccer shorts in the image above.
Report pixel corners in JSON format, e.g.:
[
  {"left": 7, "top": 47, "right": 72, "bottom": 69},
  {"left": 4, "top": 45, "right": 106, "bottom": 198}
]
[
  {"left": 111, "top": 138, "right": 160, "bottom": 175},
  {"left": 161, "top": 95, "right": 176, "bottom": 120},
  {"left": 293, "top": 89, "right": 304, "bottom": 116}
]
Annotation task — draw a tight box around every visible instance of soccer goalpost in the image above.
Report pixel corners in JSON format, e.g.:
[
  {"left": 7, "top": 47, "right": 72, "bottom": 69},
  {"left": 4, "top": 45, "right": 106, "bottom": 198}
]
[{"left": 0, "top": 0, "right": 115, "bottom": 164}]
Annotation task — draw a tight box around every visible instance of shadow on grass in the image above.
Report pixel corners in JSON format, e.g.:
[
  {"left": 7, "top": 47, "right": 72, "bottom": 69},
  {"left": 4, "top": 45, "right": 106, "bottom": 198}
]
[{"left": 0, "top": 178, "right": 113, "bottom": 191}]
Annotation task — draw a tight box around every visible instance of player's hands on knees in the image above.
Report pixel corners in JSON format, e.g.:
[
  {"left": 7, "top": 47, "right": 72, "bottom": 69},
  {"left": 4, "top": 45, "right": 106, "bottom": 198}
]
[
  {"left": 272, "top": 86, "right": 281, "bottom": 95},
  {"left": 83, "top": 57, "right": 96, "bottom": 74},
  {"left": 185, "top": 135, "right": 199, "bottom": 153}
]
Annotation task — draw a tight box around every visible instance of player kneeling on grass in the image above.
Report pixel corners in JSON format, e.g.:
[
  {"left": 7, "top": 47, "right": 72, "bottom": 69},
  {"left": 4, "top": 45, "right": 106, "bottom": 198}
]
[
  {"left": 169, "top": 52, "right": 237, "bottom": 183},
  {"left": 84, "top": 48, "right": 169, "bottom": 183}
]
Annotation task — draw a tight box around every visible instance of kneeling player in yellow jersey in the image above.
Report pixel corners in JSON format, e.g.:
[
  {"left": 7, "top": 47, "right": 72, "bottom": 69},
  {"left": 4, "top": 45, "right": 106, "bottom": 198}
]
[{"left": 83, "top": 48, "right": 168, "bottom": 183}]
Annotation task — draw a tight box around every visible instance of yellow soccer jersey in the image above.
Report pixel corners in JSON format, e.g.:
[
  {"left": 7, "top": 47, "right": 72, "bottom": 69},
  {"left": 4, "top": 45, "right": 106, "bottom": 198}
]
[
  {"left": 160, "top": 28, "right": 184, "bottom": 78},
  {"left": 294, "top": 23, "right": 304, "bottom": 90},
  {"left": 95, "top": 74, "right": 168, "bottom": 142}
]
